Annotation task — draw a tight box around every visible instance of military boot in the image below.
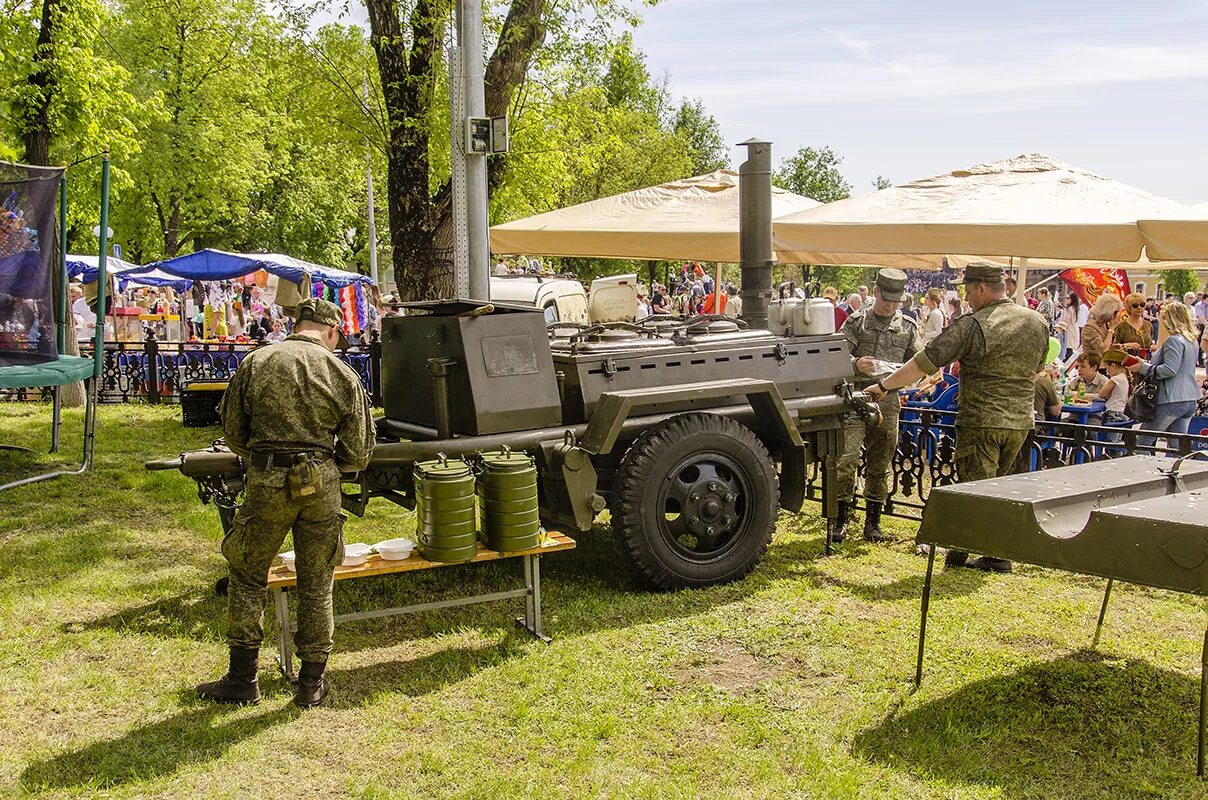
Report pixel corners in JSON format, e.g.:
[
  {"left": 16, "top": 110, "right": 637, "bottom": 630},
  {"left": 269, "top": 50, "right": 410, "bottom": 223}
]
[
  {"left": 863, "top": 501, "right": 887, "bottom": 543},
  {"left": 294, "top": 660, "right": 329, "bottom": 709},
  {"left": 197, "top": 647, "right": 260, "bottom": 705},
  {"left": 830, "top": 501, "right": 851, "bottom": 545}
]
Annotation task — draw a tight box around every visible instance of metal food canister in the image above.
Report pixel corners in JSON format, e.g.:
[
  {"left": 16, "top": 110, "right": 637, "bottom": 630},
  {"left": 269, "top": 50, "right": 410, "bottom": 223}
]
[
  {"left": 414, "top": 454, "right": 479, "bottom": 563},
  {"left": 477, "top": 446, "right": 541, "bottom": 552}
]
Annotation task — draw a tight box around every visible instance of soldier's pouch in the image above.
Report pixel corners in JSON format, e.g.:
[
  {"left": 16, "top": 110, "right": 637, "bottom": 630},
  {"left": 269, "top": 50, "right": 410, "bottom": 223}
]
[{"left": 287, "top": 458, "right": 325, "bottom": 503}]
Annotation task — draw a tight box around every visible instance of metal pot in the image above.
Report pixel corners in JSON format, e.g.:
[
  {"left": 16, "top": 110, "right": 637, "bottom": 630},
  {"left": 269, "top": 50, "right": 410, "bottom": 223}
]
[
  {"left": 414, "top": 454, "right": 478, "bottom": 562},
  {"left": 477, "top": 446, "right": 541, "bottom": 552}
]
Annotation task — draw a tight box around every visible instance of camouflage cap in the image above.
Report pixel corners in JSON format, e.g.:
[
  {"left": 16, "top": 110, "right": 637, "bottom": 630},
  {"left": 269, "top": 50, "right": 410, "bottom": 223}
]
[
  {"left": 954, "top": 263, "right": 1006, "bottom": 285},
  {"left": 296, "top": 297, "right": 349, "bottom": 349},
  {"left": 874, "top": 268, "right": 907, "bottom": 301}
]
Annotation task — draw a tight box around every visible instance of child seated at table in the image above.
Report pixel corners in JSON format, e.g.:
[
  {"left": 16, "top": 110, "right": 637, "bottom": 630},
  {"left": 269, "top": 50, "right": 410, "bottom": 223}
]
[
  {"left": 1065, "top": 353, "right": 1108, "bottom": 425},
  {"left": 1098, "top": 349, "right": 1131, "bottom": 424}
]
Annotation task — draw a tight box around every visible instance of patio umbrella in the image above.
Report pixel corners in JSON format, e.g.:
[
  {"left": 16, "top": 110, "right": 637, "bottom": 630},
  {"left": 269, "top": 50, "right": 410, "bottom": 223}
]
[
  {"left": 773, "top": 154, "right": 1187, "bottom": 270},
  {"left": 1138, "top": 201, "right": 1208, "bottom": 261},
  {"left": 488, "top": 169, "right": 820, "bottom": 262}
]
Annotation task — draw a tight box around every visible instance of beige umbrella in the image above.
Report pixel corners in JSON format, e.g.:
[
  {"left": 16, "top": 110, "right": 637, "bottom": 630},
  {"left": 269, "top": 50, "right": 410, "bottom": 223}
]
[
  {"left": 488, "top": 169, "right": 820, "bottom": 262},
  {"left": 773, "top": 154, "right": 1187, "bottom": 268},
  {"left": 1139, "top": 201, "right": 1208, "bottom": 261}
]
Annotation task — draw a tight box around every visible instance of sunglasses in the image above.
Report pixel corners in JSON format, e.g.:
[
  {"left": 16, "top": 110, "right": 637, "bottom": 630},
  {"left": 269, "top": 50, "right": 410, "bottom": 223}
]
[{"left": 1129, "top": 303, "right": 1145, "bottom": 309}]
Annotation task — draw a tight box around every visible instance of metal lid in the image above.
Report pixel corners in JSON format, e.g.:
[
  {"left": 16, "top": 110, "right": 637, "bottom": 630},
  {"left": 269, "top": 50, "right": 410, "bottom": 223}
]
[
  {"left": 414, "top": 454, "right": 472, "bottom": 480},
  {"left": 479, "top": 445, "right": 534, "bottom": 471}
]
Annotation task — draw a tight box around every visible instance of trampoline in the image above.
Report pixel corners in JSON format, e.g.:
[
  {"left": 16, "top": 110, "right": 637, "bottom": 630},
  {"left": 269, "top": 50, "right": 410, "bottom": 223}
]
[{"left": 0, "top": 155, "right": 111, "bottom": 491}]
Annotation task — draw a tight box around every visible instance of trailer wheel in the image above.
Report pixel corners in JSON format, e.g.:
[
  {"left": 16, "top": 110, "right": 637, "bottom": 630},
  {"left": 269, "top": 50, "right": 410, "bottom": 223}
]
[{"left": 613, "top": 413, "right": 778, "bottom": 590}]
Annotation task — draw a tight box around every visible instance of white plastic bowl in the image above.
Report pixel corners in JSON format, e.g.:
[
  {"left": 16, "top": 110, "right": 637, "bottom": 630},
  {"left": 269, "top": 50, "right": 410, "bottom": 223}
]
[
  {"left": 342, "top": 542, "right": 372, "bottom": 567},
  {"left": 279, "top": 551, "right": 296, "bottom": 572},
  {"left": 374, "top": 538, "right": 416, "bottom": 561}
]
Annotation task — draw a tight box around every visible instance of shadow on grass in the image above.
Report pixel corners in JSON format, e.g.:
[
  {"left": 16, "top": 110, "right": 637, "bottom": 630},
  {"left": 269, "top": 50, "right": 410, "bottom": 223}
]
[
  {"left": 855, "top": 650, "right": 1204, "bottom": 797},
  {"left": 76, "top": 522, "right": 772, "bottom": 651},
  {"left": 327, "top": 641, "right": 516, "bottom": 706},
  {"left": 770, "top": 536, "right": 990, "bottom": 602},
  {"left": 20, "top": 700, "right": 298, "bottom": 792},
  {"left": 76, "top": 588, "right": 227, "bottom": 641},
  {"left": 20, "top": 642, "right": 512, "bottom": 791}
]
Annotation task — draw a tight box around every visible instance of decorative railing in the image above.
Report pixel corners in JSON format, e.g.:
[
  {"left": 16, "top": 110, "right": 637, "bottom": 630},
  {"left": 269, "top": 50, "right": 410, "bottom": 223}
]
[
  {"left": 54, "top": 331, "right": 383, "bottom": 406},
  {"left": 807, "top": 408, "right": 1208, "bottom": 521}
]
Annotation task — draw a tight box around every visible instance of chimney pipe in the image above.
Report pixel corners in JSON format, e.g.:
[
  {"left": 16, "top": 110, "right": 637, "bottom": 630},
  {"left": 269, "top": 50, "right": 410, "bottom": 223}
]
[{"left": 738, "top": 138, "right": 773, "bottom": 329}]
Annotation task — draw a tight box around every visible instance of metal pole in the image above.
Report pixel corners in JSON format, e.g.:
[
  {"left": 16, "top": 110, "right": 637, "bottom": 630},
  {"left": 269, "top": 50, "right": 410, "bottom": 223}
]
[
  {"left": 449, "top": 40, "right": 469, "bottom": 297},
  {"left": 461, "top": 0, "right": 489, "bottom": 300},
  {"left": 93, "top": 149, "right": 110, "bottom": 381},
  {"left": 1015, "top": 256, "right": 1029, "bottom": 304},
  {"left": 738, "top": 137, "right": 773, "bottom": 329},
  {"left": 363, "top": 80, "right": 379, "bottom": 286},
  {"left": 57, "top": 173, "right": 67, "bottom": 354},
  {"left": 915, "top": 544, "right": 936, "bottom": 687},
  {"left": 1200, "top": 627, "right": 1208, "bottom": 777},
  {"left": 1092, "top": 578, "right": 1113, "bottom": 648}
]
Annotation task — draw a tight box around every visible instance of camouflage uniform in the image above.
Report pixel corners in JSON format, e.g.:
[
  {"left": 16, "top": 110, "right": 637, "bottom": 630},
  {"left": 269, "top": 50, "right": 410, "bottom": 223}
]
[
  {"left": 220, "top": 333, "right": 375, "bottom": 663},
  {"left": 837, "top": 308, "right": 921, "bottom": 503},
  {"left": 915, "top": 298, "right": 1048, "bottom": 484}
]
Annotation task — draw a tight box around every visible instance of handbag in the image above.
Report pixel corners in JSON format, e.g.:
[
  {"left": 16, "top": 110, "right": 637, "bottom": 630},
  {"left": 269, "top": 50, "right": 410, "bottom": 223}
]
[{"left": 1127, "top": 374, "right": 1159, "bottom": 423}]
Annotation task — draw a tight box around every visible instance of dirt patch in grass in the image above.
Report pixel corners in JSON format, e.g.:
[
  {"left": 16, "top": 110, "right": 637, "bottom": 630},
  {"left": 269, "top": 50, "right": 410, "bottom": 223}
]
[{"left": 674, "top": 639, "right": 786, "bottom": 694}]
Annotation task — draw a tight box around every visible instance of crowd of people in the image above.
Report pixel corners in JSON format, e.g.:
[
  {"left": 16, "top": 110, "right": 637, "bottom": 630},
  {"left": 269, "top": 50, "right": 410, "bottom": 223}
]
[
  {"left": 69, "top": 278, "right": 382, "bottom": 349},
  {"left": 637, "top": 262, "right": 742, "bottom": 319}
]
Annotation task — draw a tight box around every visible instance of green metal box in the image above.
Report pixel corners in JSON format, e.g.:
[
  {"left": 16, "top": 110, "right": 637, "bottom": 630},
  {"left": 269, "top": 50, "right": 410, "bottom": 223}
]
[{"left": 381, "top": 300, "right": 562, "bottom": 435}]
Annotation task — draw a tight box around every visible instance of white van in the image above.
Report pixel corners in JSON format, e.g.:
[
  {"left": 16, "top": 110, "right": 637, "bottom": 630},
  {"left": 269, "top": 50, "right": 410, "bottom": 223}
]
[{"left": 490, "top": 275, "right": 589, "bottom": 324}]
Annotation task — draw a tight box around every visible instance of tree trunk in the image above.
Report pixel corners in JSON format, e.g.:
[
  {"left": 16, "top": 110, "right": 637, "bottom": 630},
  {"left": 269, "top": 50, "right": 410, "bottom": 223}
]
[
  {"left": 366, "top": 0, "right": 547, "bottom": 301},
  {"left": 20, "top": 0, "right": 86, "bottom": 407},
  {"left": 20, "top": 0, "right": 61, "bottom": 166}
]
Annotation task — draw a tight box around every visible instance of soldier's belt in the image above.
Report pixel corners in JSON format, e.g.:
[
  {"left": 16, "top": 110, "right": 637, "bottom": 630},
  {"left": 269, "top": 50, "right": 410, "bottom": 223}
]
[{"left": 249, "top": 451, "right": 330, "bottom": 470}]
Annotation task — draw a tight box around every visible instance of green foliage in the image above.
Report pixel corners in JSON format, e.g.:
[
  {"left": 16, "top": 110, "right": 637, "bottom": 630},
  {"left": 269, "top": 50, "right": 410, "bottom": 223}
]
[
  {"left": 1, "top": 0, "right": 721, "bottom": 282},
  {"left": 773, "top": 145, "right": 852, "bottom": 203},
  {"left": 873, "top": 174, "right": 892, "bottom": 190},
  {"left": 1162, "top": 269, "right": 1200, "bottom": 298},
  {"left": 673, "top": 98, "right": 727, "bottom": 175},
  {"left": 490, "top": 30, "right": 708, "bottom": 282}
]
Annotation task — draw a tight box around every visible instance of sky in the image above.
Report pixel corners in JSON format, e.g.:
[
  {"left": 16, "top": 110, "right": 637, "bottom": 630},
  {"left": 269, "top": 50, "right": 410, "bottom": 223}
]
[
  {"left": 318, "top": 0, "right": 1208, "bottom": 204},
  {"left": 628, "top": 0, "right": 1208, "bottom": 203}
]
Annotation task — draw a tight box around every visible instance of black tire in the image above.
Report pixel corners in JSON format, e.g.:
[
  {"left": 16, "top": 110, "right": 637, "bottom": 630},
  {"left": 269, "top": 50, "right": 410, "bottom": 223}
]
[{"left": 612, "top": 413, "right": 779, "bottom": 590}]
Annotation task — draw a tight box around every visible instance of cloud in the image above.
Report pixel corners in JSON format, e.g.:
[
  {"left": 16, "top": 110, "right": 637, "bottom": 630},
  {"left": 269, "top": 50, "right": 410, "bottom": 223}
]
[
  {"left": 673, "top": 40, "right": 1208, "bottom": 107},
  {"left": 826, "top": 28, "right": 874, "bottom": 56}
]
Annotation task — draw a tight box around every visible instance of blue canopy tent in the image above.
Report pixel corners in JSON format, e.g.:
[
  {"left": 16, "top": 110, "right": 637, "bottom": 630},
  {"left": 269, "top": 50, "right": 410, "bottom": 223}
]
[
  {"left": 136, "top": 249, "right": 373, "bottom": 288},
  {"left": 1, "top": 156, "right": 111, "bottom": 492},
  {"left": 66, "top": 254, "right": 191, "bottom": 291}
]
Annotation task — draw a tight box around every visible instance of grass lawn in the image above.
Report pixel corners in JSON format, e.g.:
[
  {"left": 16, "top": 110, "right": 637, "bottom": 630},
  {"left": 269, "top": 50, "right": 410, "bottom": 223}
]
[{"left": 2, "top": 403, "right": 1207, "bottom": 799}]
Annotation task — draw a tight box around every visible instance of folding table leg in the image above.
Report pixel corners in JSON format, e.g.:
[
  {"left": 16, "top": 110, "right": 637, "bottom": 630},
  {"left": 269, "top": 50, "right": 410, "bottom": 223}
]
[
  {"left": 1092, "top": 579, "right": 1114, "bottom": 649},
  {"left": 50, "top": 385, "right": 61, "bottom": 453},
  {"left": 915, "top": 545, "right": 936, "bottom": 687},
  {"left": 515, "top": 554, "right": 551, "bottom": 643},
  {"left": 1199, "top": 628, "right": 1208, "bottom": 778},
  {"left": 274, "top": 588, "right": 296, "bottom": 682}
]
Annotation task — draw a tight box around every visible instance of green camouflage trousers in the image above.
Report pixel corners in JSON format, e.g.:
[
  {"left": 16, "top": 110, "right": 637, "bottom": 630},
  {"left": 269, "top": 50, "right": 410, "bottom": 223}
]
[
  {"left": 222, "top": 460, "right": 345, "bottom": 662},
  {"left": 836, "top": 394, "right": 900, "bottom": 503},
  {"left": 955, "top": 427, "right": 1030, "bottom": 483}
]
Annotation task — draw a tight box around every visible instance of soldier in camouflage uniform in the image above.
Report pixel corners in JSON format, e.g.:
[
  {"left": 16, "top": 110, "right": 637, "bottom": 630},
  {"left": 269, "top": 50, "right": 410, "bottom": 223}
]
[
  {"left": 834, "top": 268, "right": 920, "bottom": 544},
  {"left": 867, "top": 263, "right": 1048, "bottom": 572},
  {"left": 198, "top": 298, "right": 375, "bottom": 707}
]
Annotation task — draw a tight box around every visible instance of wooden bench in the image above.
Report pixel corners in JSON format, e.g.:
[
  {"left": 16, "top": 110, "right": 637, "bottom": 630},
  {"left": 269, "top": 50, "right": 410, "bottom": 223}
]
[{"left": 266, "top": 532, "right": 576, "bottom": 680}]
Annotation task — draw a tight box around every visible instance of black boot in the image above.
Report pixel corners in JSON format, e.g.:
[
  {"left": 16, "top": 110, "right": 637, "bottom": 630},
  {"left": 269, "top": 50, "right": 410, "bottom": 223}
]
[
  {"left": 197, "top": 647, "right": 260, "bottom": 705},
  {"left": 294, "top": 660, "right": 329, "bottom": 709},
  {"left": 863, "top": 501, "right": 887, "bottom": 543},
  {"left": 831, "top": 501, "right": 851, "bottom": 544}
]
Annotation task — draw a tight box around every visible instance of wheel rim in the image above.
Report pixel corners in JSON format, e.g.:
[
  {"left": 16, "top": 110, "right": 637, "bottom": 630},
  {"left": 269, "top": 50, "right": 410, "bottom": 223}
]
[{"left": 657, "top": 452, "right": 752, "bottom": 563}]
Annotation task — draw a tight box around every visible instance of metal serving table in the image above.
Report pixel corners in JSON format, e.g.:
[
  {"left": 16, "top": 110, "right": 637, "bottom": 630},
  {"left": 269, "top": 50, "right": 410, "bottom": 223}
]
[
  {"left": 266, "top": 533, "right": 575, "bottom": 680},
  {"left": 913, "top": 455, "right": 1208, "bottom": 774}
]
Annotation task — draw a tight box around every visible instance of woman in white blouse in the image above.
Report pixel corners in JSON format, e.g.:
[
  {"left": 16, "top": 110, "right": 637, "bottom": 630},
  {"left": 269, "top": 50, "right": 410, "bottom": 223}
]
[{"left": 920, "top": 288, "right": 945, "bottom": 344}]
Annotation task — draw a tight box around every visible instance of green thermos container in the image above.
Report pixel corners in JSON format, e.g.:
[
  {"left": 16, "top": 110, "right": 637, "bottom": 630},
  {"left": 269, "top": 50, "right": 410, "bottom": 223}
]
[
  {"left": 414, "top": 455, "right": 478, "bottom": 563},
  {"left": 477, "top": 446, "right": 541, "bottom": 552}
]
